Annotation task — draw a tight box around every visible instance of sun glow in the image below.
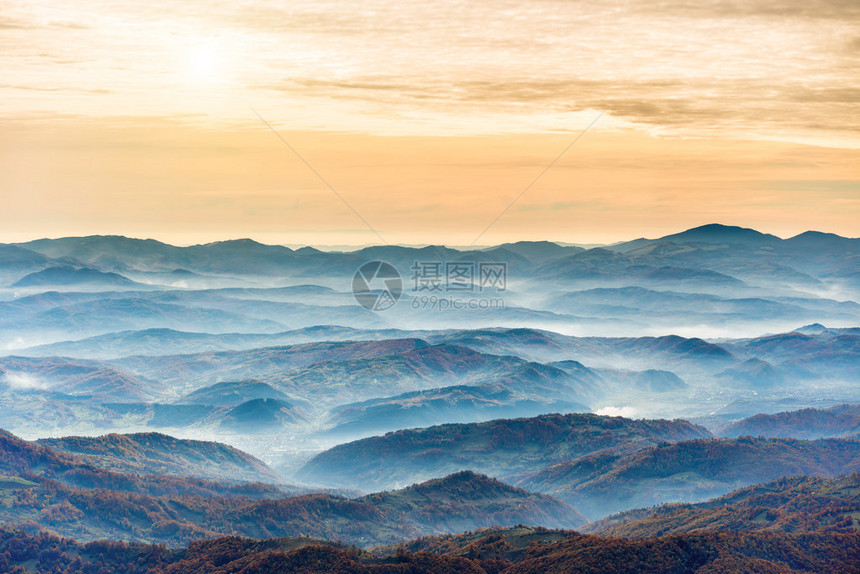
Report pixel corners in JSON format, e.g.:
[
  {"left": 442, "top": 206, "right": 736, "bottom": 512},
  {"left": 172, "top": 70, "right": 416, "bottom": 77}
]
[{"left": 182, "top": 39, "right": 228, "bottom": 86}]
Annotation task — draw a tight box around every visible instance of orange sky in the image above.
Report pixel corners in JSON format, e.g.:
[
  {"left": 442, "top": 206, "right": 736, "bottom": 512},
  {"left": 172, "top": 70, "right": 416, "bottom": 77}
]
[{"left": 1, "top": 1, "right": 858, "bottom": 246}]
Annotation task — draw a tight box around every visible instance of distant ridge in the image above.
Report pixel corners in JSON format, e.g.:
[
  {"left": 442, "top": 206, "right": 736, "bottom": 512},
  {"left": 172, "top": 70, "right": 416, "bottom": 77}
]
[
  {"left": 6, "top": 225, "right": 858, "bottom": 286},
  {"left": 13, "top": 223, "right": 858, "bottom": 258},
  {"left": 786, "top": 230, "right": 860, "bottom": 246},
  {"left": 12, "top": 266, "right": 140, "bottom": 288},
  {"left": 493, "top": 240, "right": 582, "bottom": 260},
  {"left": 609, "top": 223, "right": 783, "bottom": 252}
]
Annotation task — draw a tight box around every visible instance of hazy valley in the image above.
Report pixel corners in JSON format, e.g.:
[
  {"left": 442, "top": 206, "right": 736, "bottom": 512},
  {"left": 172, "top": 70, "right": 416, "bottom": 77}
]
[{"left": 1, "top": 224, "right": 859, "bottom": 571}]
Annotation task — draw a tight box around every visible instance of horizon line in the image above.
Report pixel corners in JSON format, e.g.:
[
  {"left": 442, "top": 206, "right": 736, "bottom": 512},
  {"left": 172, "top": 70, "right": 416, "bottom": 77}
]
[{"left": 1, "top": 223, "right": 858, "bottom": 252}]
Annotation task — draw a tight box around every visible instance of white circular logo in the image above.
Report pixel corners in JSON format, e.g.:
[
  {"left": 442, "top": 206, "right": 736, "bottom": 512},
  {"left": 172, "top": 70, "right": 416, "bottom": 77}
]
[{"left": 352, "top": 261, "right": 402, "bottom": 311}]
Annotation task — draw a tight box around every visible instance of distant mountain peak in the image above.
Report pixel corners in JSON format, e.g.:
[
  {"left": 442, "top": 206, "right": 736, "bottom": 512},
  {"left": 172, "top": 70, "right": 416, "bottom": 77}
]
[
  {"left": 797, "top": 323, "right": 828, "bottom": 334},
  {"left": 785, "top": 230, "right": 859, "bottom": 245},
  {"left": 200, "top": 238, "right": 277, "bottom": 248},
  {"left": 179, "top": 381, "right": 291, "bottom": 406},
  {"left": 689, "top": 223, "right": 751, "bottom": 232},
  {"left": 792, "top": 230, "right": 841, "bottom": 239},
  {"left": 506, "top": 240, "right": 562, "bottom": 247},
  {"left": 409, "top": 470, "right": 498, "bottom": 490},
  {"left": 657, "top": 223, "right": 782, "bottom": 245}
]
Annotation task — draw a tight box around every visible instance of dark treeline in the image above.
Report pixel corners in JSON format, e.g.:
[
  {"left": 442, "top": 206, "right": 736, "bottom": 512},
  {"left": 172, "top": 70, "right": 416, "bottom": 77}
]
[{"left": 2, "top": 527, "right": 860, "bottom": 574}]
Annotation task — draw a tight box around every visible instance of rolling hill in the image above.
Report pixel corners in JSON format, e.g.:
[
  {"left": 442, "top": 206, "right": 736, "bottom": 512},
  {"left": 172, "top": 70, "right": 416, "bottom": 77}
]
[
  {"left": 357, "top": 470, "right": 586, "bottom": 533},
  {"left": 296, "top": 413, "right": 712, "bottom": 491},
  {"left": 269, "top": 344, "right": 536, "bottom": 407},
  {"left": 6, "top": 526, "right": 858, "bottom": 573},
  {"left": 324, "top": 381, "right": 590, "bottom": 439},
  {"left": 0, "top": 297, "right": 288, "bottom": 341},
  {"left": 219, "top": 398, "right": 308, "bottom": 432},
  {"left": 14, "top": 326, "right": 384, "bottom": 360},
  {"left": 0, "top": 430, "right": 585, "bottom": 547},
  {"left": 177, "top": 380, "right": 292, "bottom": 406},
  {"left": 36, "top": 432, "right": 282, "bottom": 484},
  {"left": 721, "top": 404, "right": 860, "bottom": 439},
  {"left": 588, "top": 473, "right": 860, "bottom": 537},
  {"left": 110, "top": 338, "right": 432, "bottom": 387},
  {"left": 0, "top": 429, "right": 290, "bottom": 501},
  {"left": 11, "top": 266, "right": 141, "bottom": 288},
  {"left": 0, "top": 356, "right": 157, "bottom": 402},
  {"left": 514, "top": 436, "right": 860, "bottom": 518}
]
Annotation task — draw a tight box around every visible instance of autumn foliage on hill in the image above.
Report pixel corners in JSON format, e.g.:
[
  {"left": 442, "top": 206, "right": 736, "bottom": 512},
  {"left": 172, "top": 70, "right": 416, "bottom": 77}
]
[
  {"left": 722, "top": 404, "right": 860, "bottom": 439},
  {"left": 515, "top": 435, "right": 860, "bottom": 517},
  {"left": 1, "top": 527, "right": 859, "bottom": 573},
  {"left": 0, "top": 472, "right": 580, "bottom": 547},
  {"left": 298, "top": 412, "right": 712, "bottom": 490},
  {"left": 588, "top": 473, "right": 860, "bottom": 538},
  {"left": 37, "top": 432, "right": 280, "bottom": 483},
  {"left": 0, "top": 430, "right": 582, "bottom": 547}
]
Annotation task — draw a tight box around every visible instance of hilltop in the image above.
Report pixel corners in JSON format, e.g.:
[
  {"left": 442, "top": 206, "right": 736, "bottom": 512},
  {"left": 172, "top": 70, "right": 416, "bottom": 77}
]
[
  {"left": 37, "top": 432, "right": 281, "bottom": 484},
  {"left": 514, "top": 436, "right": 860, "bottom": 518},
  {"left": 297, "top": 412, "right": 712, "bottom": 491},
  {"left": 588, "top": 473, "right": 860, "bottom": 537},
  {"left": 722, "top": 404, "right": 860, "bottom": 439}
]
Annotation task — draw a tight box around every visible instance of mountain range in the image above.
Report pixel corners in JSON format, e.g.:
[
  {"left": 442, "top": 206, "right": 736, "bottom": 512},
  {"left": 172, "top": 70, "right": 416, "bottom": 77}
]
[
  {"left": 1, "top": 223, "right": 859, "bottom": 571},
  {"left": 2, "top": 224, "right": 859, "bottom": 340}
]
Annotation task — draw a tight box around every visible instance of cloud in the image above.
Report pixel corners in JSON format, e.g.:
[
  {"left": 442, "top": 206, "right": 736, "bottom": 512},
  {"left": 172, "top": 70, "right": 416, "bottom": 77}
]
[
  {"left": 0, "top": 13, "right": 92, "bottom": 31},
  {"left": 594, "top": 406, "right": 638, "bottom": 418},
  {"left": 633, "top": 0, "right": 860, "bottom": 20},
  {"left": 260, "top": 76, "right": 860, "bottom": 137},
  {"left": 1, "top": 371, "right": 46, "bottom": 390},
  {"left": 0, "top": 16, "right": 27, "bottom": 29},
  {"left": 0, "top": 0, "right": 856, "bottom": 144},
  {"left": 0, "top": 84, "right": 111, "bottom": 94}
]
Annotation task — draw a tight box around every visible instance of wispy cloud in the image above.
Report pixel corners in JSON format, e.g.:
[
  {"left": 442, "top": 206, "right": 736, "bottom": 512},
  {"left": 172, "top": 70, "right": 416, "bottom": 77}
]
[{"left": 0, "top": 0, "right": 856, "bottom": 144}]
